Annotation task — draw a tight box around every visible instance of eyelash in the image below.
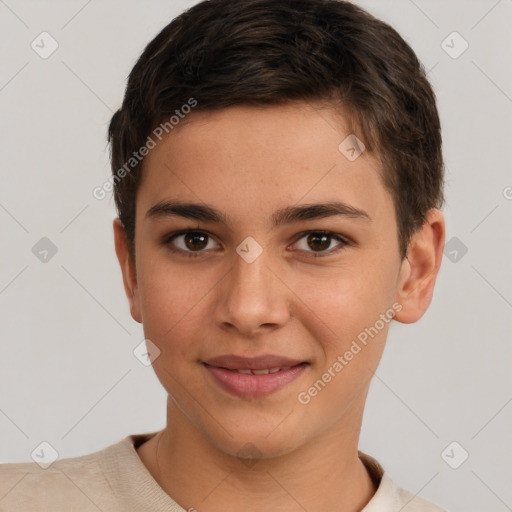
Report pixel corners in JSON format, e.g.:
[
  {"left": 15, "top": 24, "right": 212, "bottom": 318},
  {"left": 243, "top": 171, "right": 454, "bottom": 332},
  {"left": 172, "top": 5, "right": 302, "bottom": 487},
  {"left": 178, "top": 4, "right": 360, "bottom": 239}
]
[{"left": 162, "top": 229, "right": 351, "bottom": 259}]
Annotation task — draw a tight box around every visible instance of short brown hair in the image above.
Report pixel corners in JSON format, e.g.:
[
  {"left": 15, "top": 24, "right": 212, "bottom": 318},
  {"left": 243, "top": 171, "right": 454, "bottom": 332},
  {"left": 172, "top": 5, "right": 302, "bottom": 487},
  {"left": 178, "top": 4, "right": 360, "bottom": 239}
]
[{"left": 108, "top": 0, "right": 444, "bottom": 261}]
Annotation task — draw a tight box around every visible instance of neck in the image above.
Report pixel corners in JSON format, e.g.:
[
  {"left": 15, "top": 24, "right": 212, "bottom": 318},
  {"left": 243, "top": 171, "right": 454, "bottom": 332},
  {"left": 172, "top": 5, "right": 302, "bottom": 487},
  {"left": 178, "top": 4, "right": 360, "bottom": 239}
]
[{"left": 137, "top": 399, "right": 377, "bottom": 512}]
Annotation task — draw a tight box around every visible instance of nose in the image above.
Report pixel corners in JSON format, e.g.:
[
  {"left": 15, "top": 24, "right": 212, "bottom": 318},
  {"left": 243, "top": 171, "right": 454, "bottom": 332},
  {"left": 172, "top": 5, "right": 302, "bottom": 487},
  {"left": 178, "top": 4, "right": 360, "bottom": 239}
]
[{"left": 213, "top": 246, "right": 291, "bottom": 338}]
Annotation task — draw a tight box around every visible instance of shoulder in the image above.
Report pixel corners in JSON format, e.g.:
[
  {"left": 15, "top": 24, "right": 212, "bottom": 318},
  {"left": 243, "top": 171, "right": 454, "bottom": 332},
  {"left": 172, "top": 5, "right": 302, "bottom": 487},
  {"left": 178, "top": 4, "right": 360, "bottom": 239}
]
[
  {"left": 0, "top": 439, "right": 125, "bottom": 512},
  {"left": 386, "top": 473, "right": 448, "bottom": 512},
  {"left": 359, "top": 451, "right": 449, "bottom": 512}
]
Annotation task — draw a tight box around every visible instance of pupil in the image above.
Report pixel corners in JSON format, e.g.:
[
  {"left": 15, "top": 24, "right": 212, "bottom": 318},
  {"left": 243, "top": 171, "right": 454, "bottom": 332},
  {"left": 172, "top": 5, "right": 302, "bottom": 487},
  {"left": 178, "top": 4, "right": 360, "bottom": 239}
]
[
  {"left": 308, "top": 233, "right": 330, "bottom": 251},
  {"left": 186, "top": 232, "right": 208, "bottom": 251}
]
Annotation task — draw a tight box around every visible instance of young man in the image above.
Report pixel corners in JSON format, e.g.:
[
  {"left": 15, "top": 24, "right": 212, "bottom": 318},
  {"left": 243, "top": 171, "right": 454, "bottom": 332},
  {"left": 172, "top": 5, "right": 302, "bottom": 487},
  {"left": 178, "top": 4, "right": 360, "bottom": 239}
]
[{"left": 0, "top": 0, "right": 447, "bottom": 510}]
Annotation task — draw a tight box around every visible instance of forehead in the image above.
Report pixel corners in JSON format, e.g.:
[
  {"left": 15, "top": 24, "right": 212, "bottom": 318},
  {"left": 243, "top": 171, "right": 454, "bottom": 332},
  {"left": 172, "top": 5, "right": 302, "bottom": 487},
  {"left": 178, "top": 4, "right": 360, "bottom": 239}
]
[{"left": 137, "top": 102, "right": 392, "bottom": 228}]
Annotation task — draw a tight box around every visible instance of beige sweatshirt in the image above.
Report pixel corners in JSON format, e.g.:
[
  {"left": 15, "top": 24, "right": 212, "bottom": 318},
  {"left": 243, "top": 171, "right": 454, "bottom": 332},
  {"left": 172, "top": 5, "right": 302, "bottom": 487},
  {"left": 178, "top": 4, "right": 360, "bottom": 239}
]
[{"left": 0, "top": 431, "right": 447, "bottom": 511}]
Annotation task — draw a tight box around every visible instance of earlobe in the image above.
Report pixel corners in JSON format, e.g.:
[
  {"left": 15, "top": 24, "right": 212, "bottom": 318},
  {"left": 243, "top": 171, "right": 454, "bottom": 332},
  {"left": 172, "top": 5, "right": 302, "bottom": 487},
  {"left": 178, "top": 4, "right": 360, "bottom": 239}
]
[
  {"left": 113, "top": 218, "right": 142, "bottom": 324},
  {"left": 394, "top": 209, "right": 445, "bottom": 324}
]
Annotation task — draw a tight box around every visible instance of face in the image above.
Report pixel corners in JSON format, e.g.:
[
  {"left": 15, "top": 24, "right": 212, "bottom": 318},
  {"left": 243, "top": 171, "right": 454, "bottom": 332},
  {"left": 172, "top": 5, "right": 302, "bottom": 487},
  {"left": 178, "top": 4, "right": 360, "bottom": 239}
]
[{"left": 117, "top": 102, "right": 423, "bottom": 459}]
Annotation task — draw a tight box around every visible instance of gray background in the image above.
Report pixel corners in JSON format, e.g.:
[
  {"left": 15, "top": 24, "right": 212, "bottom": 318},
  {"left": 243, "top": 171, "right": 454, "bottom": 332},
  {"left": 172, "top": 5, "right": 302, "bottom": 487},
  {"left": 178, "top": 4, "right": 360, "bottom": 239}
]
[{"left": 1, "top": 1, "right": 511, "bottom": 511}]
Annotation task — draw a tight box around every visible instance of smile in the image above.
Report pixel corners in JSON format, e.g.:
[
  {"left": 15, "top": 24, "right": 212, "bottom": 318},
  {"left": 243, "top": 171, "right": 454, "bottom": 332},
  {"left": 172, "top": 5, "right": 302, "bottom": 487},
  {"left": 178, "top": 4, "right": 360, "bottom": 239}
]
[
  {"left": 203, "top": 358, "right": 308, "bottom": 399},
  {"left": 229, "top": 366, "right": 292, "bottom": 375}
]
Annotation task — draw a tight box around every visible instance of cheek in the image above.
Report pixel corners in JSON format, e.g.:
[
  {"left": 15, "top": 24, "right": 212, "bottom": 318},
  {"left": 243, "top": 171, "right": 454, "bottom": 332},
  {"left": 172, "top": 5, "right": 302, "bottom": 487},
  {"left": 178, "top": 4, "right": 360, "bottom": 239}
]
[
  {"left": 137, "top": 257, "right": 213, "bottom": 355},
  {"left": 139, "top": 264, "right": 207, "bottom": 396},
  {"left": 290, "top": 258, "right": 398, "bottom": 340},
  {"left": 293, "top": 269, "right": 395, "bottom": 411}
]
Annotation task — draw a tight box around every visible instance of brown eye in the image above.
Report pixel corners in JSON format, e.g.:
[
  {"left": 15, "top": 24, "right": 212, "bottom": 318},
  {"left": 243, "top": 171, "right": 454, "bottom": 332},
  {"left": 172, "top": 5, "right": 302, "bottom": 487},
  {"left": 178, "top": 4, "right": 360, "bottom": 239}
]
[
  {"left": 306, "top": 233, "right": 331, "bottom": 252},
  {"left": 293, "top": 231, "right": 348, "bottom": 256},
  {"left": 165, "top": 230, "right": 220, "bottom": 256},
  {"left": 183, "top": 232, "right": 209, "bottom": 251}
]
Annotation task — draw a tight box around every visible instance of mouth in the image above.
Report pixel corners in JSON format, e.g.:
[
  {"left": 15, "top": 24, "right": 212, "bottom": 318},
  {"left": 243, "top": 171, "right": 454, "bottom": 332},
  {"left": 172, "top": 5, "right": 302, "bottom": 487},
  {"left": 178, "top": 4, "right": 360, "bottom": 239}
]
[
  {"left": 220, "top": 366, "right": 295, "bottom": 375},
  {"left": 202, "top": 354, "right": 309, "bottom": 399}
]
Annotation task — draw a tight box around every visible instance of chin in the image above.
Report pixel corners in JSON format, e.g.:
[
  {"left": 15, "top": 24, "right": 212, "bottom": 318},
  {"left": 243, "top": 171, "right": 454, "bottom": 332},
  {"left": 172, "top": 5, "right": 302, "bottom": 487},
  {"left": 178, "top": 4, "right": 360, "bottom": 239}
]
[
  {"left": 202, "top": 419, "right": 308, "bottom": 463},
  {"left": 222, "top": 437, "right": 298, "bottom": 463}
]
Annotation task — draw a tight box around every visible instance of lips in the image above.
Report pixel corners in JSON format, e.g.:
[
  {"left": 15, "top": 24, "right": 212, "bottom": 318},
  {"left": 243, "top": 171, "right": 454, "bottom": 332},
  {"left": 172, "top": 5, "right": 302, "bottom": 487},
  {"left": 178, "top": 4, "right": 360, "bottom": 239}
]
[{"left": 203, "top": 354, "right": 308, "bottom": 398}]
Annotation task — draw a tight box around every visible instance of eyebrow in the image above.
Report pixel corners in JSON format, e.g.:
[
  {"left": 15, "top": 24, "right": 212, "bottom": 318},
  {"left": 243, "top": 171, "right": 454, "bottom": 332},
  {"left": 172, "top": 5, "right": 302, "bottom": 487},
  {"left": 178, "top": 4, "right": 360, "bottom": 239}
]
[{"left": 145, "top": 200, "right": 371, "bottom": 227}]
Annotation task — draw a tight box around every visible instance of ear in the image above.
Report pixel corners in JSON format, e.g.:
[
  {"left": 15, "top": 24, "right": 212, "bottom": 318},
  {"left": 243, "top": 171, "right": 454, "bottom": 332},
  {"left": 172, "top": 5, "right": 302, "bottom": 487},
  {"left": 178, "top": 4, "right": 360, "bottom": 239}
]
[
  {"left": 113, "top": 218, "right": 142, "bottom": 323},
  {"left": 394, "top": 209, "right": 445, "bottom": 324}
]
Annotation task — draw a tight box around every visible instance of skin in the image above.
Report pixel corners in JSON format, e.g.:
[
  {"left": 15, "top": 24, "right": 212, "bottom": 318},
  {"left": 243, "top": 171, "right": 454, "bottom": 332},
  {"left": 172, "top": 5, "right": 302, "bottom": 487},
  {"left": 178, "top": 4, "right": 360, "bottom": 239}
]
[{"left": 113, "top": 101, "right": 445, "bottom": 512}]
